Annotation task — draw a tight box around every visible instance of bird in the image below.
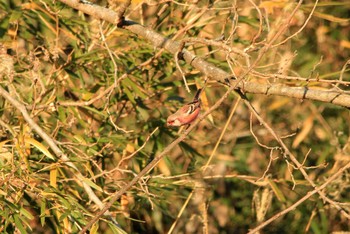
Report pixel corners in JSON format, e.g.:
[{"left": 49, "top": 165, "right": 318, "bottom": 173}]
[{"left": 167, "top": 89, "right": 202, "bottom": 127}]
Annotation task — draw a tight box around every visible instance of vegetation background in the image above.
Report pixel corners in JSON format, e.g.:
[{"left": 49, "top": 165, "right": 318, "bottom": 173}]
[{"left": 0, "top": 0, "right": 350, "bottom": 233}]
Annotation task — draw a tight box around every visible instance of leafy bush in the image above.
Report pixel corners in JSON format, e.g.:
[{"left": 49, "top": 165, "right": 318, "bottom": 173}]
[{"left": 0, "top": 0, "right": 349, "bottom": 233}]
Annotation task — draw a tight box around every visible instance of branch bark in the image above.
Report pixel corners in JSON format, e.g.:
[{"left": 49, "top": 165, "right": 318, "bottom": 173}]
[
  {"left": 248, "top": 161, "right": 350, "bottom": 234},
  {"left": 0, "top": 86, "right": 119, "bottom": 227},
  {"left": 57, "top": 0, "right": 350, "bottom": 108},
  {"left": 54, "top": 0, "right": 350, "bottom": 232}
]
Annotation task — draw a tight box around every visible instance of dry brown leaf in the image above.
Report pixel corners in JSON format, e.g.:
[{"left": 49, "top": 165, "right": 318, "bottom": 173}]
[
  {"left": 268, "top": 97, "right": 290, "bottom": 111},
  {"left": 340, "top": 40, "right": 350, "bottom": 49},
  {"left": 313, "top": 11, "right": 350, "bottom": 23},
  {"left": 292, "top": 115, "right": 314, "bottom": 148},
  {"left": 157, "top": 158, "right": 171, "bottom": 176},
  {"left": 259, "top": 0, "right": 288, "bottom": 14},
  {"left": 196, "top": 82, "right": 214, "bottom": 124}
]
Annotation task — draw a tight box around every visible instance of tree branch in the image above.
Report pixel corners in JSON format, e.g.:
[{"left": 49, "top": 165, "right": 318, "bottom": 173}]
[
  {"left": 57, "top": 0, "right": 350, "bottom": 108},
  {"left": 54, "top": 0, "right": 350, "bottom": 232},
  {"left": 248, "top": 161, "right": 350, "bottom": 233},
  {"left": 0, "top": 86, "right": 121, "bottom": 229}
]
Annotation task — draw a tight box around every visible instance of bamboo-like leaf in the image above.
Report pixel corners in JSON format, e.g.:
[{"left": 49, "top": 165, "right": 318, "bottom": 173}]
[
  {"left": 50, "top": 167, "right": 57, "bottom": 188},
  {"left": 268, "top": 179, "right": 286, "bottom": 203},
  {"left": 82, "top": 178, "right": 103, "bottom": 192},
  {"left": 0, "top": 189, "right": 6, "bottom": 196},
  {"left": 14, "top": 214, "right": 27, "bottom": 234},
  {"left": 292, "top": 115, "right": 314, "bottom": 148},
  {"left": 24, "top": 138, "right": 55, "bottom": 160},
  {"left": 19, "top": 207, "right": 34, "bottom": 220},
  {"left": 108, "top": 222, "right": 128, "bottom": 234},
  {"left": 9, "top": 10, "right": 23, "bottom": 23},
  {"left": 40, "top": 200, "right": 46, "bottom": 227},
  {"left": 340, "top": 40, "right": 350, "bottom": 49},
  {"left": 0, "top": 140, "right": 10, "bottom": 148},
  {"left": 313, "top": 11, "right": 349, "bottom": 23},
  {"left": 198, "top": 86, "right": 214, "bottom": 124},
  {"left": 90, "top": 223, "right": 99, "bottom": 234}
]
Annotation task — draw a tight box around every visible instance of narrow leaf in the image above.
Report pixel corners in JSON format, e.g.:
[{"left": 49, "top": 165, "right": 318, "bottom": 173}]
[
  {"left": 14, "top": 214, "right": 27, "bottom": 234},
  {"left": 24, "top": 138, "right": 55, "bottom": 160},
  {"left": 268, "top": 179, "right": 286, "bottom": 203}
]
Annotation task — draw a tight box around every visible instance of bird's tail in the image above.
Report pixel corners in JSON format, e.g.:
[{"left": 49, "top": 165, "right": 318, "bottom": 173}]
[{"left": 192, "top": 88, "right": 202, "bottom": 102}]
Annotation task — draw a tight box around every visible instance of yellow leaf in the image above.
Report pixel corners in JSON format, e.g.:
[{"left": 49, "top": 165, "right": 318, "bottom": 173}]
[
  {"left": 125, "top": 143, "right": 135, "bottom": 153},
  {"left": 0, "top": 140, "right": 12, "bottom": 162},
  {"left": 195, "top": 82, "right": 213, "bottom": 124},
  {"left": 0, "top": 189, "right": 6, "bottom": 196},
  {"left": 259, "top": 0, "right": 288, "bottom": 13},
  {"left": 268, "top": 97, "right": 290, "bottom": 111},
  {"left": 24, "top": 138, "right": 55, "bottom": 160},
  {"left": 21, "top": 2, "right": 36, "bottom": 10},
  {"left": 90, "top": 223, "right": 99, "bottom": 234},
  {"left": 340, "top": 40, "right": 350, "bottom": 49},
  {"left": 313, "top": 11, "right": 350, "bottom": 23},
  {"left": 0, "top": 140, "right": 10, "bottom": 149},
  {"left": 158, "top": 158, "right": 171, "bottom": 176},
  {"left": 201, "top": 89, "right": 214, "bottom": 124},
  {"left": 73, "top": 135, "right": 86, "bottom": 144},
  {"left": 41, "top": 192, "right": 58, "bottom": 197},
  {"left": 19, "top": 124, "right": 32, "bottom": 155},
  {"left": 50, "top": 167, "right": 57, "bottom": 188},
  {"left": 292, "top": 115, "right": 314, "bottom": 148}
]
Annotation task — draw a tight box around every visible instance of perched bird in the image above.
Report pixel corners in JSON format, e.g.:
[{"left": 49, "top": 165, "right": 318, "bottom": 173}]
[{"left": 167, "top": 89, "right": 202, "bottom": 127}]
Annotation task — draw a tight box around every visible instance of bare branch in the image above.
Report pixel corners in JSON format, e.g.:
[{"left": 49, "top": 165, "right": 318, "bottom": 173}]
[
  {"left": 248, "top": 161, "right": 350, "bottom": 234},
  {"left": 0, "top": 86, "right": 122, "bottom": 229},
  {"left": 57, "top": 0, "right": 350, "bottom": 109}
]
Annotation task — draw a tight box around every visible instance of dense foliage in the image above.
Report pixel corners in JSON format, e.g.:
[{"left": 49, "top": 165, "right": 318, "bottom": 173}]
[{"left": 0, "top": 0, "right": 349, "bottom": 233}]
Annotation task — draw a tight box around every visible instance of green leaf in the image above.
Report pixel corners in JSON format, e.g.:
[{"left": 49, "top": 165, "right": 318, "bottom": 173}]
[
  {"left": 268, "top": 179, "right": 286, "bottom": 203},
  {"left": 14, "top": 214, "right": 27, "bottom": 234},
  {"left": 19, "top": 207, "right": 34, "bottom": 220},
  {"left": 9, "top": 10, "right": 23, "bottom": 23},
  {"left": 82, "top": 178, "right": 103, "bottom": 192},
  {"left": 59, "top": 212, "right": 70, "bottom": 222},
  {"left": 122, "top": 84, "right": 136, "bottom": 104},
  {"left": 40, "top": 200, "right": 46, "bottom": 227},
  {"left": 108, "top": 222, "right": 128, "bottom": 234}
]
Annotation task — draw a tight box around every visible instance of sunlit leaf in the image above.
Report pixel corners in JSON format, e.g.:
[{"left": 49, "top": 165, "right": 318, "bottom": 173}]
[
  {"left": 14, "top": 214, "right": 27, "bottom": 234},
  {"left": 24, "top": 138, "right": 55, "bottom": 160},
  {"left": 82, "top": 178, "right": 103, "bottom": 192},
  {"left": 50, "top": 167, "right": 57, "bottom": 188},
  {"left": 40, "top": 200, "right": 46, "bottom": 227},
  {"left": 313, "top": 11, "right": 349, "bottom": 23}
]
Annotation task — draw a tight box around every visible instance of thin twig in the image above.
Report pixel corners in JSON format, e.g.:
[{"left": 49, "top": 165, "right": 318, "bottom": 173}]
[
  {"left": 338, "top": 58, "right": 350, "bottom": 87},
  {"left": 55, "top": 0, "right": 350, "bottom": 232},
  {"left": 249, "top": 112, "right": 276, "bottom": 150},
  {"left": 167, "top": 190, "right": 194, "bottom": 234},
  {"left": 175, "top": 42, "right": 191, "bottom": 93},
  {"left": 247, "top": 0, "right": 263, "bottom": 44},
  {"left": 79, "top": 78, "right": 239, "bottom": 233},
  {"left": 117, "top": 127, "right": 159, "bottom": 167},
  {"left": 272, "top": 0, "right": 319, "bottom": 47},
  {"left": 257, "top": 148, "right": 279, "bottom": 181},
  {"left": 248, "top": 161, "right": 350, "bottom": 234},
  {"left": 78, "top": 0, "right": 304, "bottom": 231},
  {"left": 243, "top": 96, "right": 350, "bottom": 218},
  {"left": 0, "top": 86, "right": 123, "bottom": 229},
  {"left": 202, "top": 97, "right": 241, "bottom": 172},
  {"left": 57, "top": 0, "right": 350, "bottom": 108},
  {"left": 251, "top": 70, "right": 350, "bottom": 86}
]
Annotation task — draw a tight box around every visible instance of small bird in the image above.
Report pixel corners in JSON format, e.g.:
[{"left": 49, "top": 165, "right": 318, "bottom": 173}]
[{"left": 167, "top": 89, "right": 202, "bottom": 127}]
